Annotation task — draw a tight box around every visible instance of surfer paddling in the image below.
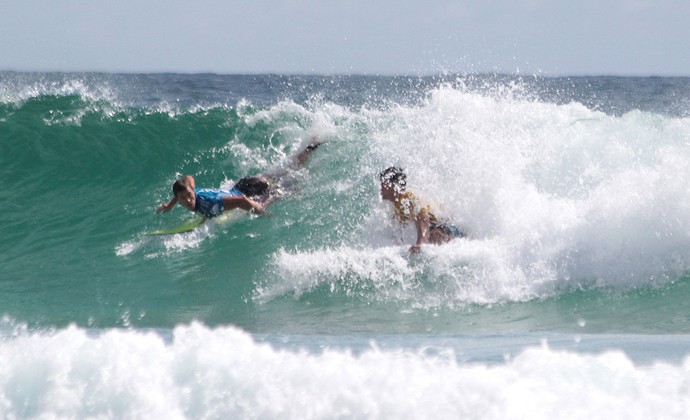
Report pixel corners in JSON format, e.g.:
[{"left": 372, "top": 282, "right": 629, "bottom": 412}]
[
  {"left": 156, "top": 175, "right": 265, "bottom": 218},
  {"left": 379, "top": 167, "right": 464, "bottom": 253},
  {"left": 157, "top": 141, "right": 321, "bottom": 219}
]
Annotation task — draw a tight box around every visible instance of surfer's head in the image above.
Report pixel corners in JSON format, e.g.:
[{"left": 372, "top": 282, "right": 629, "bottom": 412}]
[
  {"left": 379, "top": 167, "right": 406, "bottom": 200},
  {"left": 173, "top": 177, "right": 196, "bottom": 211}
]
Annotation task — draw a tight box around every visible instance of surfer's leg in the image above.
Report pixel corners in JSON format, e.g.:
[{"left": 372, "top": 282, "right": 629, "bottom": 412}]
[
  {"left": 256, "top": 137, "right": 322, "bottom": 208},
  {"left": 295, "top": 137, "right": 321, "bottom": 166}
]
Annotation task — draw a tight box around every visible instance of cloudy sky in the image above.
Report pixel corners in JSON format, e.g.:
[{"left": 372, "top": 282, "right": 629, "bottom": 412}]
[{"left": 2, "top": 0, "right": 689, "bottom": 76}]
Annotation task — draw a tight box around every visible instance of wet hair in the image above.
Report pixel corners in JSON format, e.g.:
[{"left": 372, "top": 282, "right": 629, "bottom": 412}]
[
  {"left": 379, "top": 167, "right": 406, "bottom": 190},
  {"left": 172, "top": 177, "right": 193, "bottom": 195},
  {"left": 234, "top": 176, "right": 270, "bottom": 197}
]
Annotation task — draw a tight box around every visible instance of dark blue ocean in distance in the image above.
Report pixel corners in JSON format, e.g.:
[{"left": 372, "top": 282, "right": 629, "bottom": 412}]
[{"left": 2, "top": 72, "right": 690, "bottom": 418}]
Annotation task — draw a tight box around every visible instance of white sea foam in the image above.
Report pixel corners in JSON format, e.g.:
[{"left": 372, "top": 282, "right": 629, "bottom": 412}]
[
  {"left": 109, "top": 81, "right": 690, "bottom": 304},
  {"left": 267, "top": 84, "right": 690, "bottom": 304},
  {"left": 1, "top": 322, "right": 689, "bottom": 419}
]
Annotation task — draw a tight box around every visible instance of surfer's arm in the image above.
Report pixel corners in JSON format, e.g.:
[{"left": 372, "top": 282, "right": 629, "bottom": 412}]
[
  {"left": 410, "top": 208, "right": 432, "bottom": 254},
  {"left": 223, "top": 195, "right": 265, "bottom": 214},
  {"left": 157, "top": 176, "right": 195, "bottom": 214},
  {"left": 157, "top": 197, "right": 177, "bottom": 214}
]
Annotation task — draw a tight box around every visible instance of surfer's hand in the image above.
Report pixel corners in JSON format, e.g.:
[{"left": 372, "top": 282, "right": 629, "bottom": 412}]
[
  {"left": 157, "top": 197, "right": 178, "bottom": 214},
  {"left": 156, "top": 202, "right": 173, "bottom": 214}
]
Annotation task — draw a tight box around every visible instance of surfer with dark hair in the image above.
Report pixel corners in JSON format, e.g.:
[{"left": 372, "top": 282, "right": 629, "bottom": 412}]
[
  {"left": 158, "top": 174, "right": 265, "bottom": 218},
  {"left": 379, "top": 167, "right": 464, "bottom": 253},
  {"left": 157, "top": 141, "right": 321, "bottom": 219}
]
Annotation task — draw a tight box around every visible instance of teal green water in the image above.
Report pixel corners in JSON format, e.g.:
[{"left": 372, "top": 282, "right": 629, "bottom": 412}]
[
  {"left": 3, "top": 73, "right": 690, "bottom": 335},
  {"left": 7, "top": 73, "right": 690, "bottom": 418},
  {"left": 1, "top": 89, "right": 371, "bottom": 329}
]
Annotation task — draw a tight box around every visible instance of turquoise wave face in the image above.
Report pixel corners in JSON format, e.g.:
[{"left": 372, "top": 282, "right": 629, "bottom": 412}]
[{"left": 3, "top": 73, "right": 690, "bottom": 334}]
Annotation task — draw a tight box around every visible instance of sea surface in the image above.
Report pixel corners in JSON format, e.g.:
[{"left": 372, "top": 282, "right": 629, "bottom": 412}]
[{"left": 2, "top": 72, "right": 690, "bottom": 418}]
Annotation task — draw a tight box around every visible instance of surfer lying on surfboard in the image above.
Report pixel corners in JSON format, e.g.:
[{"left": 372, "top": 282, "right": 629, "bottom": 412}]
[
  {"left": 379, "top": 166, "right": 464, "bottom": 254},
  {"left": 156, "top": 175, "right": 265, "bottom": 218},
  {"left": 156, "top": 141, "right": 322, "bottom": 219}
]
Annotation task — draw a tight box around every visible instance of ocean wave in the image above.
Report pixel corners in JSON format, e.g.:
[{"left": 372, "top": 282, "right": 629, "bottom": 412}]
[
  {"left": 1, "top": 321, "right": 689, "bottom": 419},
  {"left": 258, "top": 84, "right": 690, "bottom": 306},
  {"left": 6, "top": 73, "right": 690, "bottom": 331}
]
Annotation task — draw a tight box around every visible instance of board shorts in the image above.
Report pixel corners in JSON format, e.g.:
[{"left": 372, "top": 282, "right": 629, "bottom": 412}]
[
  {"left": 194, "top": 188, "right": 242, "bottom": 218},
  {"left": 233, "top": 176, "right": 271, "bottom": 197},
  {"left": 430, "top": 222, "right": 464, "bottom": 238}
]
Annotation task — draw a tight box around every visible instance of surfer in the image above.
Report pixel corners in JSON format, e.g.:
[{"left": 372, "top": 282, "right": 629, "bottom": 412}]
[
  {"left": 157, "top": 141, "right": 321, "bottom": 219},
  {"left": 379, "top": 167, "right": 464, "bottom": 253}
]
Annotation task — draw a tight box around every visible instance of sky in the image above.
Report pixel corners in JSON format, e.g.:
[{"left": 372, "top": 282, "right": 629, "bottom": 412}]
[{"left": 1, "top": 0, "right": 689, "bottom": 76}]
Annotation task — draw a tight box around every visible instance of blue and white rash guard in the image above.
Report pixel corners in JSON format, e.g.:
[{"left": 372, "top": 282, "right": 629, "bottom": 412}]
[{"left": 193, "top": 188, "right": 242, "bottom": 218}]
